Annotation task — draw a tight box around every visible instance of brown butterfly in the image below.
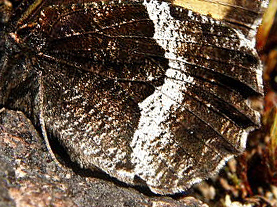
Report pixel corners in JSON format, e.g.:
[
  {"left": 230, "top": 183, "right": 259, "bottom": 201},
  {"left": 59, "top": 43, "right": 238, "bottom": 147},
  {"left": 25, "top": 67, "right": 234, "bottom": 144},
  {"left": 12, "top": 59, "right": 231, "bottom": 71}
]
[{"left": 0, "top": 0, "right": 266, "bottom": 194}]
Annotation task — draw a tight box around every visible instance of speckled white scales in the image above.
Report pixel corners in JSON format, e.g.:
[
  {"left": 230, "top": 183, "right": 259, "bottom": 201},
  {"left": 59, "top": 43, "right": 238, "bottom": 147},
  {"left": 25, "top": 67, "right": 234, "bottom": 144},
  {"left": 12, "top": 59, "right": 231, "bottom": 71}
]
[{"left": 130, "top": 0, "right": 197, "bottom": 191}]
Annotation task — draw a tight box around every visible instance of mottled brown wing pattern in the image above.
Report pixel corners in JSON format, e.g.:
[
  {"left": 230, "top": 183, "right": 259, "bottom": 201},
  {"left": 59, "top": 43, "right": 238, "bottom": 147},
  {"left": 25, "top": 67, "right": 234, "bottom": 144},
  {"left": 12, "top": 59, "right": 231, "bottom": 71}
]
[
  {"left": 0, "top": 0, "right": 266, "bottom": 194},
  {"left": 32, "top": 1, "right": 170, "bottom": 180}
]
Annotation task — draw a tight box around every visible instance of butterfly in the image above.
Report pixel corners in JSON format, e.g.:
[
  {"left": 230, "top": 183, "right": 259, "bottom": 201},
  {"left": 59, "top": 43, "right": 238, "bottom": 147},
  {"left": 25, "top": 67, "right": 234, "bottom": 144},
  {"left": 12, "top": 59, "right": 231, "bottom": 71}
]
[{"left": 0, "top": 0, "right": 266, "bottom": 194}]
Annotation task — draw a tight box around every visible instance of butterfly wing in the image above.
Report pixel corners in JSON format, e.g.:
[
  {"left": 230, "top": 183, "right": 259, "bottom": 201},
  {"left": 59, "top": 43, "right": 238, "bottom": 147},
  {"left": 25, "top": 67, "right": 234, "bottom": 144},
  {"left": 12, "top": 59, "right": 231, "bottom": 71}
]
[{"left": 0, "top": 0, "right": 266, "bottom": 194}]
